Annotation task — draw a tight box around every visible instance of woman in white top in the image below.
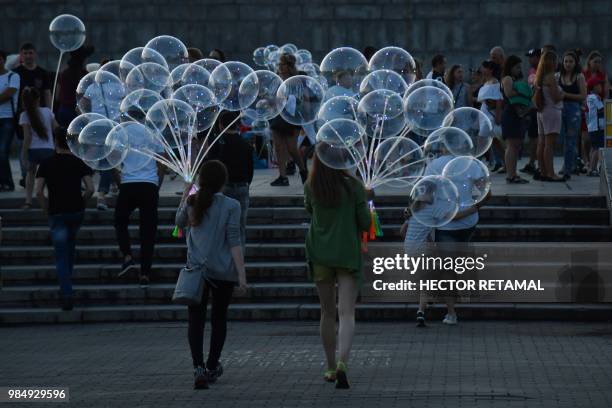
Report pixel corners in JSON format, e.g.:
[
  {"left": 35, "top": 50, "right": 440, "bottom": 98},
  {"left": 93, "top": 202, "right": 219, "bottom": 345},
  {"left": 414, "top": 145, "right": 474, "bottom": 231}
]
[
  {"left": 477, "top": 60, "right": 505, "bottom": 172},
  {"left": 20, "top": 87, "right": 58, "bottom": 209}
]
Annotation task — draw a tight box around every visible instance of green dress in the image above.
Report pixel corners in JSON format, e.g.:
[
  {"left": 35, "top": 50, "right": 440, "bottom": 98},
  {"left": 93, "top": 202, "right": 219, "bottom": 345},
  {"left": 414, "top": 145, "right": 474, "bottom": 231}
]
[{"left": 304, "top": 177, "right": 372, "bottom": 279}]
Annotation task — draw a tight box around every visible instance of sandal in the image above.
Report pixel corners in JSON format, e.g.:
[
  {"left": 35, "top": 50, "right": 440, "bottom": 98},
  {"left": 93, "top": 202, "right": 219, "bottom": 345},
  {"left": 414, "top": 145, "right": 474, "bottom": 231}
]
[
  {"left": 335, "top": 361, "right": 350, "bottom": 389},
  {"left": 506, "top": 176, "right": 529, "bottom": 184},
  {"left": 21, "top": 202, "right": 32, "bottom": 210},
  {"left": 323, "top": 369, "right": 336, "bottom": 383}
]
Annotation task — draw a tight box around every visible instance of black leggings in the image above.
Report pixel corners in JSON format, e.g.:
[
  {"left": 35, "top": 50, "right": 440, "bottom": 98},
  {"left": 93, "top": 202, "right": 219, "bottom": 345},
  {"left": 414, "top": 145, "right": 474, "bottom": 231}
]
[
  {"left": 114, "top": 182, "right": 159, "bottom": 275},
  {"left": 188, "top": 279, "right": 234, "bottom": 369}
]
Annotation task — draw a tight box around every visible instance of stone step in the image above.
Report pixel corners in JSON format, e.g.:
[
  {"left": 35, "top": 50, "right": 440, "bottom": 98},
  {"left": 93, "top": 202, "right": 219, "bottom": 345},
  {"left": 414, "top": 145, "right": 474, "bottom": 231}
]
[
  {"left": 1, "top": 223, "right": 610, "bottom": 249},
  {"left": 1, "top": 302, "right": 611, "bottom": 325},
  {"left": 1, "top": 262, "right": 309, "bottom": 285},
  {"left": 0, "top": 282, "right": 318, "bottom": 307},
  {"left": 1, "top": 205, "right": 608, "bottom": 227},
  {"left": 0, "top": 194, "right": 607, "bottom": 210}
]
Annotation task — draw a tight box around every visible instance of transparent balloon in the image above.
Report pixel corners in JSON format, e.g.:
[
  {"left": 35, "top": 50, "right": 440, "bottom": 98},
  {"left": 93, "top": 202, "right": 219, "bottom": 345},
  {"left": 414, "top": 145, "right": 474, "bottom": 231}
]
[
  {"left": 118, "top": 121, "right": 156, "bottom": 172},
  {"left": 181, "top": 63, "right": 211, "bottom": 87},
  {"left": 373, "top": 137, "right": 425, "bottom": 187},
  {"left": 368, "top": 46, "right": 417, "bottom": 86},
  {"left": 49, "top": 14, "right": 86, "bottom": 52},
  {"left": 96, "top": 60, "right": 121, "bottom": 82},
  {"left": 409, "top": 175, "right": 459, "bottom": 228},
  {"left": 359, "top": 69, "right": 408, "bottom": 96},
  {"left": 250, "top": 120, "right": 269, "bottom": 134},
  {"left": 84, "top": 122, "right": 131, "bottom": 170},
  {"left": 280, "top": 43, "right": 298, "bottom": 55},
  {"left": 169, "top": 63, "right": 191, "bottom": 89},
  {"left": 76, "top": 71, "right": 126, "bottom": 121},
  {"left": 209, "top": 62, "right": 250, "bottom": 110},
  {"left": 125, "top": 62, "right": 170, "bottom": 93},
  {"left": 142, "top": 35, "right": 188, "bottom": 71},
  {"left": 172, "top": 84, "right": 220, "bottom": 132},
  {"left": 320, "top": 47, "right": 368, "bottom": 95},
  {"left": 66, "top": 112, "right": 106, "bottom": 156},
  {"left": 193, "top": 58, "right": 222, "bottom": 74},
  {"left": 442, "top": 107, "right": 494, "bottom": 157},
  {"left": 239, "top": 70, "right": 285, "bottom": 121},
  {"left": 263, "top": 45, "right": 279, "bottom": 60},
  {"left": 145, "top": 99, "right": 196, "bottom": 148},
  {"left": 428, "top": 126, "right": 475, "bottom": 158},
  {"left": 77, "top": 118, "right": 117, "bottom": 161},
  {"left": 295, "top": 49, "right": 312, "bottom": 66},
  {"left": 403, "top": 85, "right": 454, "bottom": 136},
  {"left": 120, "top": 89, "right": 163, "bottom": 124},
  {"left": 267, "top": 50, "right": 281, "bottom": 70},
  {"left": 317, "top": 96, "right": 359, "bottom": 124},
  {"left": 277, "top": 75, "right": 325, "bottom": 126},
  {"left": 253, "top": 47, "right": 267, "bottom": 67},
  {"left": 120, "top": 47, "right": 167, "bottom": 83},
  {"left": 404, "top": 79, "right": 453, "bottom": 101},
  {"left": 315, "top": 119, "right": 366, "bottom": 170},
  {"left": 357, "top": 89, "right": 405, "bottom": 138},
  {"left": 300, "top": 62, "right": 320, "bottom": 78},
  {"left": 442, "top": 156, "right": 491, "bottom": 206}
]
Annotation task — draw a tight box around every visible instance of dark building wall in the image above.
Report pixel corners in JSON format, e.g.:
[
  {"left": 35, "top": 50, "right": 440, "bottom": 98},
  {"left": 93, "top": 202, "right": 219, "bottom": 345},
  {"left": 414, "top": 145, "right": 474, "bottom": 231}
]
[{"left": 3, "top": 0, "right": 612, "bottom": 74}]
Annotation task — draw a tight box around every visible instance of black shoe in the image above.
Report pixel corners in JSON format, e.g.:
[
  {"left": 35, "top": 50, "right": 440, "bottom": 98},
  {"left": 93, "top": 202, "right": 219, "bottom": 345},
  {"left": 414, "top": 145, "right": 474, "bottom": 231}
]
[
  {"left": 299, "top": 170, "right": 308, "bottom": 184},
  {"left": 416, "top": 311, "right": 426, "bottom": 327},
  {"left": 532, "top": 169, "right": 542, "bottom": 181},
  {"left": 520, "top": 163, "right": 536, "bottom": 174},
  {"left": 286, "top": 161, "right": 296, "bottom": 175},
  {"left": 138, "top": 274, "right": 150, "bottom": 288},
  {"left": 61, "top": 297, "right": 74, "bottom": 311},
  {"left": 194, "top": 366, "right": 209, "bottom": 389},
  {"left": 562, "top": 174, "right": 571, "bottom": 181},
  {"left": 206, "top": 362, "right": 223, "bottom": 383},
  {"left": 19, "top": 178, "right": 25, "bottom": 188},
  {"left": 118, "top": 258, "right": 137, "bottom": 277},
  {"left": 270, "top": 176, "right": 289, "bottom": 187}
]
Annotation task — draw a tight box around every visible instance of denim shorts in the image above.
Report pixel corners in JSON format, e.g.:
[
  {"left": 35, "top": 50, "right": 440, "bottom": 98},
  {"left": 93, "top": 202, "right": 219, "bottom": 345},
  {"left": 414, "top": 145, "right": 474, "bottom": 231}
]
[
  {"left": 589, "top": 130, "right": 605, "bottom": 149},
  {"left": 28, "top": 148, "right": 55, "bottom": 169}
]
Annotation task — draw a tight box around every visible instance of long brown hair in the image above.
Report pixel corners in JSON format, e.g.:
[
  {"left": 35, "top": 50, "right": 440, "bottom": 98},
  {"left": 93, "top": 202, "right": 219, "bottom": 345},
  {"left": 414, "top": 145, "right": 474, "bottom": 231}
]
[
  {"left": 187, "top": 160, "right": 228, "bottom": 226},
  {"left": 535, "top": 51, "right": 557, "bottom": 88},
  {"left": 444, "top": 65, "right": 462, "bottom": 90},
  {"left": 22, "top": 87, "right": 48, "bottom": 140},
  {"left": 586, "top": 50, "right": 603, "bottom": 73},
  {"left": 307, "top": 154, "right": 361, "bottom": 207},
  {"left": 278, "top": 53, "right": 298, "bottom": 77}
]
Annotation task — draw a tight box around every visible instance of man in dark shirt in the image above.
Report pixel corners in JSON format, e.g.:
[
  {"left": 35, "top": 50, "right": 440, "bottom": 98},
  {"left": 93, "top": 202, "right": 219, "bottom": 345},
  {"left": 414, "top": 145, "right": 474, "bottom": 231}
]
[
  {"left": 208, "top": 111, "right": 254, "bottom": 249},
  {"left": 14, "top": 43, "right": 52, "bottom": 186},
  {"left": 427, "top": 54, "right": 447, "bottom": 83},
  {"left": 35, "top": 127, "right": 94, "bottom": 311}
]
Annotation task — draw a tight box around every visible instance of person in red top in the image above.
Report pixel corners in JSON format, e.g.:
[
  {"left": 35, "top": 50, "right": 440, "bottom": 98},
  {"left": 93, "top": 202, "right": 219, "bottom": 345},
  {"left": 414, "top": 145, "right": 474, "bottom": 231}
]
[{"left": 581, "top": 51, "right": 610, "bottom": 171}]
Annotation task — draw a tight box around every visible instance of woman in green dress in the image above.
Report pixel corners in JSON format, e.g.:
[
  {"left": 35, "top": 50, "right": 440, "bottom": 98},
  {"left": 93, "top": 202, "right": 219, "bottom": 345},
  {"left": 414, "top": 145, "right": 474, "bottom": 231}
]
[{"left": 304, "top": 154, "right": 371, "bottom": 389}]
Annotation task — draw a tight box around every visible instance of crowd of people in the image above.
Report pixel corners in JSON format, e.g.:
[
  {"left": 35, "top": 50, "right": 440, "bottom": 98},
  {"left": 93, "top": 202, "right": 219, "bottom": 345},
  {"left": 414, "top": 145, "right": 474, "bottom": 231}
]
[{"left": 0, "top": 40, "right": 610, "bottom": 391}]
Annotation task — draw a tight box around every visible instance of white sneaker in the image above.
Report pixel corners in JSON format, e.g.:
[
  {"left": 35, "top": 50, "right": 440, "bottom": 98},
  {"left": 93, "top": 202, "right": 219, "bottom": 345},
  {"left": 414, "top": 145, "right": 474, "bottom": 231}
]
[
  {"left": 442, "top": 314, "right": 458, "bottom": 325},
  {"left": 97, "top": 201, "right": 109, "bottom": 211}
]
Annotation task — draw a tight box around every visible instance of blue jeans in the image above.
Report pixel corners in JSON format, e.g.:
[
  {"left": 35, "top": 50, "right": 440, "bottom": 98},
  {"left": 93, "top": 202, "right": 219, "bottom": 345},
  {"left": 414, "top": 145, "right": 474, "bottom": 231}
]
[
  {"left": 560, "top": 102, "right": 581, "bottom": 176},
  {"left": 49, "top": 212, "right": 84, "bottom": 298},
  {"left": 0, "top": 118, "right": 15, "bottom": 188}
]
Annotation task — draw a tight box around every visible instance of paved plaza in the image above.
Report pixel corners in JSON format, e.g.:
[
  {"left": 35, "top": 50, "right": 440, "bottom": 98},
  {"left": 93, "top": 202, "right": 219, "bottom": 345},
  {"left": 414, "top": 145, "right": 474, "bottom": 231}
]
[{"left": 1, "top": 320, "right": 611, "bottom": 408}]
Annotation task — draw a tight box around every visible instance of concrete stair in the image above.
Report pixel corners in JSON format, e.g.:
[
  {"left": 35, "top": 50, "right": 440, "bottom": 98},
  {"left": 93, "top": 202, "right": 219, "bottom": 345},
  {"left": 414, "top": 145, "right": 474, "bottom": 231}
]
[{"left": 1, "top": 194, "right": 611, "bottom": 324}]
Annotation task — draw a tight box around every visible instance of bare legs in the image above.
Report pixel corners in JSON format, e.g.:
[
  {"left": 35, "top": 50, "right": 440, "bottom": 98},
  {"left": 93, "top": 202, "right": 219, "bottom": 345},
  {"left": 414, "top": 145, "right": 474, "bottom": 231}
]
[
  {"left": 505, "top": 138, "right": 522, "bottom": 179},
  {"left": 315, "top": 275, "right": 358, "bottom": 371}
]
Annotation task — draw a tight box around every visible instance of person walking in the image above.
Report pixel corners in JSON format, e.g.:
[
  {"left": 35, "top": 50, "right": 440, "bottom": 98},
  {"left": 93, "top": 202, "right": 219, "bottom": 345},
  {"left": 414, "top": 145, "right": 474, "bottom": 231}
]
[
  {"left": 533, "top": 51, "right": 564, "bottom": 181},
  {"left": 305, "top": 154, "right": 371, "bottom": 389},
  {"left": 175, "top": 160, "right": 247, "bottom": 390},
  {"left": 208, "top": 111, "right": 254, "bottom": 250},
  {"left": 34, "top": 127, "right": 94, "bottom": 310},
  {"left": 558, "top": 50, "right": 587, "bottom": 180},
  {"left": 477, "top": 60, "right": 504, "bottom": 172},
  {"left": 114, "top": 134, "right": 165, "bottom": 286},
  {"left": 0, "top": 50, "right": 20, "bottom": 192},
  {"left": 269, "top": 54, "right": 307, "bottom": 186},
  {"left": 19, "top": 87, "right": 57, "bottom": 208},
  {"left": 501, "top": 55, "right": 531, "bottom": 183},
  {"left": 445, "top": 65, "right": 472, "bottom": 108},
  {"left": 521, "top": 49, "right": 542, "bottom": 175}
]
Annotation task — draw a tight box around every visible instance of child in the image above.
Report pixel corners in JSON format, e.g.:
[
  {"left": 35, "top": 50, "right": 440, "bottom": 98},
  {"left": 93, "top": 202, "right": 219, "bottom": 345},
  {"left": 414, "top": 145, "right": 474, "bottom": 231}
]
[
  {"left": 19, "top": 87, "right": 57, "bottom": 209},
  {"left": 586, "top": 78, "right": 605, "bottom": 177}
]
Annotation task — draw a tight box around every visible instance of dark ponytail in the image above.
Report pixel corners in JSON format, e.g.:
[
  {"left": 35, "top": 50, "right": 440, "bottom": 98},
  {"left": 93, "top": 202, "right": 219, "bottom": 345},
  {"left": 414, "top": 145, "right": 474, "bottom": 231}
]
[
  {"left": 187, "top": 160, "right": 228, "bottom": 226},
  {"left": 22, "top": 87, "right": 48, "bottom": 140}
]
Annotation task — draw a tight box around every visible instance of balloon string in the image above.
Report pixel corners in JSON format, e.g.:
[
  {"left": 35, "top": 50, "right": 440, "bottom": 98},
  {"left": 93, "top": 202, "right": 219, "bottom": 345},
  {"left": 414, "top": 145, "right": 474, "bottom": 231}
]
[
  {"left": 190, "top": 111, "right": 221, "bottom": 177},
  {"left": 51, "top": 51, "right": 63, "bottom": 111},
  {"left": 371, "top": 142, "right": 426, "bottom": 182},
  {"left": 372, "top": 156, "right": 429, "bottom": 184},
  {"left": 328, "top": 125, "right": 368, "bottom": 183}
]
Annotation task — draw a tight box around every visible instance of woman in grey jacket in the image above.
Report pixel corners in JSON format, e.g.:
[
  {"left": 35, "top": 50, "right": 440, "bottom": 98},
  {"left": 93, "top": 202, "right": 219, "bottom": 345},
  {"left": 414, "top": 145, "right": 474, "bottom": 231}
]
[{"left": 175, "top": 160, "right": 247, "bottom": 390}]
